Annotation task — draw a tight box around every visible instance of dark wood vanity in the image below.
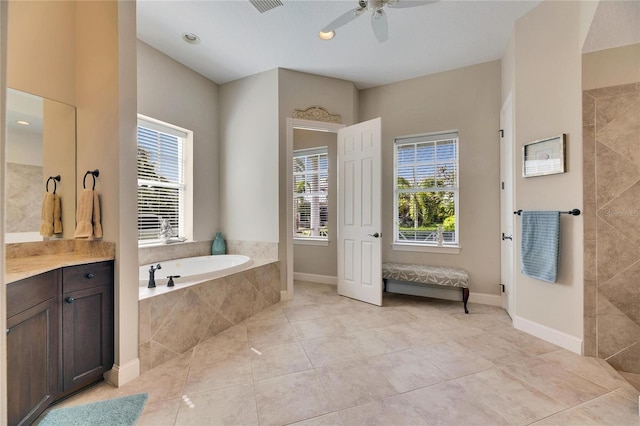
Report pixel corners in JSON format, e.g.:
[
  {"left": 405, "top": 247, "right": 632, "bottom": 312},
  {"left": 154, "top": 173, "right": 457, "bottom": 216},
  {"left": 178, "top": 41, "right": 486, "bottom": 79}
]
[{"left": 6, "top": 261, "right": 114, "bottom": 426}]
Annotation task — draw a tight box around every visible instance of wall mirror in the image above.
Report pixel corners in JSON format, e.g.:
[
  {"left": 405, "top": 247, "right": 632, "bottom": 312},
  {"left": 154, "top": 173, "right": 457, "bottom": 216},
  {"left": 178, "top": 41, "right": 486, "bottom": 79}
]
[{"left": 5, "top": 88, "right": 76, "bottom": 242}]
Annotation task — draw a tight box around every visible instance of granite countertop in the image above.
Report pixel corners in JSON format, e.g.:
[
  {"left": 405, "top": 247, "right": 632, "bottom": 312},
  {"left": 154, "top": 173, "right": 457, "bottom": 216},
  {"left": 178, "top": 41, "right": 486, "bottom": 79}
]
[{"left": 5, "top": 240, "right": 115, "bottom": 284}]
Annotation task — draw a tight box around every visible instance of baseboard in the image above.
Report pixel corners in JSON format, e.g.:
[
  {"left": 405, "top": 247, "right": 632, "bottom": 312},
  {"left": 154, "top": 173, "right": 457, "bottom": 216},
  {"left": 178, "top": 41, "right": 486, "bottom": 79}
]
[
  {"left": 280, "top": 290, "right": 289, "bottom": 301},
  {"left": 385, "top": 280, "right": 501, "bottom": 307},
  {"left": 513, "top": 315, "right": 583, "bottom": 354},
  {"left": 104, "top": 358, "right": 140, "bottom": 387},
  {"left": 293, "top": 272, "right": 337, "bottom": 285},
  {"left": 471, "top": 292, "right": 502, "bottom": 306}
]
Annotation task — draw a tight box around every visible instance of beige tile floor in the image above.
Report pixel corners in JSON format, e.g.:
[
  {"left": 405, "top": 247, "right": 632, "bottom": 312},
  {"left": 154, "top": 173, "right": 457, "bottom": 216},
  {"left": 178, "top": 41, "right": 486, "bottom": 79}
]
[{"left": 41, "top": 282, "right": 639, "bottom": 426}]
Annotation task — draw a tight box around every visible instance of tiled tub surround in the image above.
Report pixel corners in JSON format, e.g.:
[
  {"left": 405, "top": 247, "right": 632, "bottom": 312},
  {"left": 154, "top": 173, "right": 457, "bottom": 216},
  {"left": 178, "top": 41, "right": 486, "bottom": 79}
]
[
  {"left": 138, "top": 261, "right": 281, "bottom": 373},
  {"left": 138, "top": 239, "right": 278, "bottom": 265},
  {"left": 5, "top": 240, "right": 116, "bottom": 283},
  {"left": 583, "top": 82, "right": 640, "bottom": 389}
]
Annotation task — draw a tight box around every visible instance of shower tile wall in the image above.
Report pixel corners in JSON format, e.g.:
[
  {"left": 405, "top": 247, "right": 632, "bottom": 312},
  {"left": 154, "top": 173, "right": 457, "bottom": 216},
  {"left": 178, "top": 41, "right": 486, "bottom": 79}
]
[
  {"left": 6, "top": 163, "right": 42, "bottom": 232},
  {"left": 583, "top": 82, "right": 640, "bottom": 389},
  {"left": 138, "top": 262, "right": 281, "bottom": 373}
]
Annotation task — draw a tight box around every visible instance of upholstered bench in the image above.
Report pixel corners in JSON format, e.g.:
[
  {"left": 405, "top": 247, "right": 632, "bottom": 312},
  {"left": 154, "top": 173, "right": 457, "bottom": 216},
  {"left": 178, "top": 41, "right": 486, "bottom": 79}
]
[{"left": 382, "top": 262, "right": 470, "bottom": 313}]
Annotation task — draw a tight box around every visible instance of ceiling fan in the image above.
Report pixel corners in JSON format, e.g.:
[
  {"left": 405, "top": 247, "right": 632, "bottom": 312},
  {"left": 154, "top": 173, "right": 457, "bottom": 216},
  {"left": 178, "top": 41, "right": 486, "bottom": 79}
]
[{"left": 321, "top": 0, "right": 438, "bottom": 43}]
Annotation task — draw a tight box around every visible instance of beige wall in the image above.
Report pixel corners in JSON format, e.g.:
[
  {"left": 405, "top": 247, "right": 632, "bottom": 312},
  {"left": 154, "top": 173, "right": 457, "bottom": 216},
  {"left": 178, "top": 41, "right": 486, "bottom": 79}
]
[
  {"left": 219, "top": 69, "right": 280, "bottom": 243},
  {"left": 75, "top": 0, "right": 139, "bottom": 384},
  {"left": 6, "top": 0, "right": 75, "bottom": 105},
  {"left": 583, "top": 44, "right": 640, "bottom": 90},
  {"left": 509, "top": 0, "right": 590, "bottom": 342},
  {"left": 137, "top": 40, "right": 219, "bottom": 242},
  {"left": 293, "top": 129, "right": 338, "bottom": 277},
  {"left": 359, "top": 61, "right": 502, "bottom": 297}
]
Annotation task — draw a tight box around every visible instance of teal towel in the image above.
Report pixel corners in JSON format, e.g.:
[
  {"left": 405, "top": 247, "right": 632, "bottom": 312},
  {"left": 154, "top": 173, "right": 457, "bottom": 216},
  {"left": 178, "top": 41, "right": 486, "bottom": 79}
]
[{"left": 521, "top": 211, "right": 560, "bottom": 283}]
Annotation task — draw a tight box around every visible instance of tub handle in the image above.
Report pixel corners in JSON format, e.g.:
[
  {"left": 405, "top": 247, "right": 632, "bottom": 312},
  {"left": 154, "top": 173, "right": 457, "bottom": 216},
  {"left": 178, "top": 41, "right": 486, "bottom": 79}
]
[{"left": 167, "top": 275, "right": 181, "bottom": 287}]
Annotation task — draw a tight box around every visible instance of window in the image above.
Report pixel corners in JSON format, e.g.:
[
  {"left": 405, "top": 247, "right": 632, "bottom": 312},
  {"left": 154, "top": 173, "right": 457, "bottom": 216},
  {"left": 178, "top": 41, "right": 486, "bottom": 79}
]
[
  {"left": 137, "top": 116, "right": 188, "bottom": 243},
  {"left": 293, "top": 147, "right": 329, "bottom": 240},
  {"left": 394, "top": 131, "right": 459, "bottom": 247}
]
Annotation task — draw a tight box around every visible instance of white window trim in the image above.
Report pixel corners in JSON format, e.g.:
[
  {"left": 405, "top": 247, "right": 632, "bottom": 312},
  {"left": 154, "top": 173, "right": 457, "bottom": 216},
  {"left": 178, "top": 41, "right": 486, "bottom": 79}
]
[
  {"left": 293, "top": 146, "right": 329, "bottom": 241},
  {"left": 392, "top": 243, "right": 460, "bottom": 254},
  {"left": 393, "top": 130, "right": 460, "bottom": 251},
  {"left": 293, "top": 237, "right": 330, "bottom": 247},
  {"left": 137, "top": 114, "right": 193, "bottom": 246}
]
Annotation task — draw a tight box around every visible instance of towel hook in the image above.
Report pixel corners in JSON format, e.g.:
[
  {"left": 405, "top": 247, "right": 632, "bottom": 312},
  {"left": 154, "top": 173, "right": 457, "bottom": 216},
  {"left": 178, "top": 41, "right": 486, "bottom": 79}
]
[
  {"left": 46, "top": 175, "right": 61, "bottom": 194},
  {"left": 83, "top": 169, "right": 100, "bottom": 190}
]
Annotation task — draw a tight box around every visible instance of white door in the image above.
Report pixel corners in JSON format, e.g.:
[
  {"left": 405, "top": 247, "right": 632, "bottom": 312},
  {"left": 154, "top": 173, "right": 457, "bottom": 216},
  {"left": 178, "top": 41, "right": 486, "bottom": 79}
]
[
  {"left": 500, "top": 94, "right": 514, "bottom": 317},
  {"left": 337, "top": 118, "right": 382, "bottom": 306}
]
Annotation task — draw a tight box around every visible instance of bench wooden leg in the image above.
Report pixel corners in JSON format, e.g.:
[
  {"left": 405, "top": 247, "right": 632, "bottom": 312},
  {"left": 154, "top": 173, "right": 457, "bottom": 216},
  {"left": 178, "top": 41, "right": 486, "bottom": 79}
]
[{"left": 462, "top": 288, "right": 469, "bottom": 314}]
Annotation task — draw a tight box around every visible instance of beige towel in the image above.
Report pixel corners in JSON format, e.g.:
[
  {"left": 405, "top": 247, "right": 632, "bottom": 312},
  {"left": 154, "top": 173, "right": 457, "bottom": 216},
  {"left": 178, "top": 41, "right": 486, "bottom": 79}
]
[
  {"left": 92, "top": 191, "right": 102, "bottom": 238},
  {"left": 53, "top": 194, "right": 63, "bottom": 234},
  {"left": 74, "top": 189, "right": 94, "bottom": 238},
  {"left": 39, "top": 192, "right": 55, "bottom": 237}
]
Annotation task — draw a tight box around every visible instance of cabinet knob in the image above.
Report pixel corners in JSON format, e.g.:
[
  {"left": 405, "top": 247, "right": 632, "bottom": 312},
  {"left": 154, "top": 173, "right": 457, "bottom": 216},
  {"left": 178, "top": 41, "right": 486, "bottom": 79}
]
[
  {"left": 86, "top": 273, "right": 95, "bottom": 279},
  {"left": 5, "top": 328, "right": 9, "bottom": 335},
  {"left": 66, "top": 297, "right": 75, "bottom": 304}
]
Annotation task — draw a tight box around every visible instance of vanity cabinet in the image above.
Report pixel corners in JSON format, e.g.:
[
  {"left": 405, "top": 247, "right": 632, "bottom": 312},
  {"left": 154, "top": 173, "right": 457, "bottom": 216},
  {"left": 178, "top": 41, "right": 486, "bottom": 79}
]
[
  {"left": 6, "top": 261, "right": 114, "bottom": 425},
  {"left": 61, "top": 262, "right": 114, "bottom": 395},
  {"left": 6, "top": 271, "right": 60, "bottom": 426}
]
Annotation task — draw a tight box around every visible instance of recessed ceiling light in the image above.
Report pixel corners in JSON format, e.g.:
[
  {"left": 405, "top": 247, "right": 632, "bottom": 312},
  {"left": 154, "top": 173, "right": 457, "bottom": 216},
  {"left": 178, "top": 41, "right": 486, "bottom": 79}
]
[
  {"left": 319, "top": 30, "right": 335, "bottom": 41},
  {"left": 182, "top": 32, "right": 201, "bottom": 44},
  {"left": 16, "top": 120, "right": 31, "bottom": 126}
]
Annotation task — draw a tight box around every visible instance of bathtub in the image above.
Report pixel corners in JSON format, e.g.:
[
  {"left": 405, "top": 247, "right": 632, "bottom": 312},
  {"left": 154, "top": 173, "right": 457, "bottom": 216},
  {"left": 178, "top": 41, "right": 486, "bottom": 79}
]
[{"left": 139, "top": 254, "right": 251, "bottom": 299}]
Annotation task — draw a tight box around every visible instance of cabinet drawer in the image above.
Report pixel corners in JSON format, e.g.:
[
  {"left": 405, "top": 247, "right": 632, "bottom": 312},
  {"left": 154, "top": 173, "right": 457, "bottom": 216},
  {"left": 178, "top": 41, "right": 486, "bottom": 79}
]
[
  {"left": 7, "top": 270, "right": 59, "bottom": 318},
  {"left": 62, "top": 261, "right": 113, "bottom": 293}
]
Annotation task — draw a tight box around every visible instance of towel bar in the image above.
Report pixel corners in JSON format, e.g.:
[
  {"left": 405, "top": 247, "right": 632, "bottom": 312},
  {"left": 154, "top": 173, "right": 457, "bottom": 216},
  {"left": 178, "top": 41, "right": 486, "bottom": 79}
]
[{"left": 514, "top": 209, "right": 580, "bottom": 216}]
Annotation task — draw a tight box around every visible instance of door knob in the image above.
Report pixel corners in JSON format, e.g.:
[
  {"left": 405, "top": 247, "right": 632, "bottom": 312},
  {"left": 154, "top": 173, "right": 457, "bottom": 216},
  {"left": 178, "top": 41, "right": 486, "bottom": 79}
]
[
  {"left": 368, "top": 232, "right": 380, "bottom": 238},
  {"left": 501, "top": 233, "right": 512, "bottom": 241}
]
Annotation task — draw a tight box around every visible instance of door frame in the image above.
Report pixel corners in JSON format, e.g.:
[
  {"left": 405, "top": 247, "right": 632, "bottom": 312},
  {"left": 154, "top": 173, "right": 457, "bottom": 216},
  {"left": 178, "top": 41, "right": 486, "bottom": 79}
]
[
  {"left": 500, "top": 93, "right": 515, "bottom": 317},
  {"left": 286, "top": 118, "right": 344, "bottom": 300}
]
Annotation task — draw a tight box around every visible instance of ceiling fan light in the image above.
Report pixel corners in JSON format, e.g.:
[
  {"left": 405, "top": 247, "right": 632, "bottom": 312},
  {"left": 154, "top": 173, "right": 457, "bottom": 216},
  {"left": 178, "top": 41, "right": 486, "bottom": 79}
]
[{"left": 319, "top": 30, "right": 335, "bottom": 40}]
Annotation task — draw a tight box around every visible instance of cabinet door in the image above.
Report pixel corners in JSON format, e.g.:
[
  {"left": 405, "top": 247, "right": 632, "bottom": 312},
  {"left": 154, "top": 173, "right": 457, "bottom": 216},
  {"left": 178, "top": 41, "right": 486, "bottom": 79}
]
[
  {"left": 62, "top": 284, "right": 113, "bottom": 393},
  {"left": 7, "top": 298, "right": 59, "bottom": 426}
]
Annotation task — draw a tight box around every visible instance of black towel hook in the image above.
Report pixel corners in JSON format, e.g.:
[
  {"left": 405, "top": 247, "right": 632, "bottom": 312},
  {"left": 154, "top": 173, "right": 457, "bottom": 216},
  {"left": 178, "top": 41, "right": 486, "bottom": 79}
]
[
  {"left": 83, "top": 169, "right": 100, "bottom": 190},
  {"left": 46, "top": 175, "right": 61, "bottom": 194}
]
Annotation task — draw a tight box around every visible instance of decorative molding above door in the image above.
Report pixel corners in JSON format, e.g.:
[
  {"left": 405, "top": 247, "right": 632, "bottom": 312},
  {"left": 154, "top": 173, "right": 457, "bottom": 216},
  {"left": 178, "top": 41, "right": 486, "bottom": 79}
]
[{"left": 292, "top": 106, "right": 341, "bottom": 124}]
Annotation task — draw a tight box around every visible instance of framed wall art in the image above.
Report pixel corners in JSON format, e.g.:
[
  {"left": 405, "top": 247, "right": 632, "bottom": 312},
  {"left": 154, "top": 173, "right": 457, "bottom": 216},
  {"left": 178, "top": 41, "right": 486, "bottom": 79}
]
[{"left": 523, "top": 134, "right": 566, "bottom": 177}]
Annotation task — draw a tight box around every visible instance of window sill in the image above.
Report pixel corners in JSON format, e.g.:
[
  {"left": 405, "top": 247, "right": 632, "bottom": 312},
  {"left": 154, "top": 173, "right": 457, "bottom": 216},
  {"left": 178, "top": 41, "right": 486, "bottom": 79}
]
[
  {"left": 138, "top": 238, "right": 189, "bottom": 248},
  {"left": 294, "top": 238, "right": 329, "bottom": 247},
  {"left": 392, "top": 243, "right": 460, "bottom": 255}
]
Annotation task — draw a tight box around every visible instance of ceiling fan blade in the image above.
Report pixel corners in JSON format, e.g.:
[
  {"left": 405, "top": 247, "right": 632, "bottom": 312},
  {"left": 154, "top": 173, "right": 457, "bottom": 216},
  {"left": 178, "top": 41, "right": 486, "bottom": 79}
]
[
  {"left": 322, "top": 7, "right": 365, "bottom": 32},
  {"left": 371, "top": 9, "right": 388, "bottom": 43},
  {"left": 386, "top": 0, "right": 438, "bottom": 8}
]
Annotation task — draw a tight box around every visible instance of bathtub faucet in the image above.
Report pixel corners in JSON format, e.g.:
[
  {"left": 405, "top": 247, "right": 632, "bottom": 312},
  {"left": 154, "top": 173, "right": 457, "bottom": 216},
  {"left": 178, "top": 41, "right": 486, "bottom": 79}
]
[{"left": 148, "top": 264, "right": 162, "bottom": 288}]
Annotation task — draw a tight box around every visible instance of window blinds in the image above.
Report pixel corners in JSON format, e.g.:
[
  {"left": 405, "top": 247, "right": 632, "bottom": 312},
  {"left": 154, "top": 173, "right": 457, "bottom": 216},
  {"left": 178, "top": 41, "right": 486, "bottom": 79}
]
[{"left": 137, "top": 119, "right": 186, "bottom": 241}]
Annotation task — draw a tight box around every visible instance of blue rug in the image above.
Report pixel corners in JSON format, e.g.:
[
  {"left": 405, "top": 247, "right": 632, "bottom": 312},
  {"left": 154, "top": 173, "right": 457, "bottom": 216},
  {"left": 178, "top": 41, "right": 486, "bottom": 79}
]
[{"left": 39, "top": 393, "right": 148, "bottom": 426}]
